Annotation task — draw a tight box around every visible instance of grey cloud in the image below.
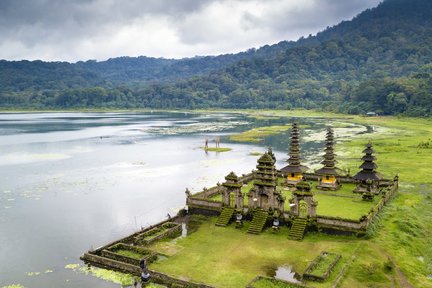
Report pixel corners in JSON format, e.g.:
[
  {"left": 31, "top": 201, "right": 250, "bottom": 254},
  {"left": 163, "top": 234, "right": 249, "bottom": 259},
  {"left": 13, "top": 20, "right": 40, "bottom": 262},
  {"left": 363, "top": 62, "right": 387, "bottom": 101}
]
[
  {"left": 0, "top": 0, "right": 381, "bottom": 61},
  {"left": 238, "top": 0, "right": 382, "bottom": 38},
  {"left": 0, "top": 0, "right": 214, "bottom": 40}
]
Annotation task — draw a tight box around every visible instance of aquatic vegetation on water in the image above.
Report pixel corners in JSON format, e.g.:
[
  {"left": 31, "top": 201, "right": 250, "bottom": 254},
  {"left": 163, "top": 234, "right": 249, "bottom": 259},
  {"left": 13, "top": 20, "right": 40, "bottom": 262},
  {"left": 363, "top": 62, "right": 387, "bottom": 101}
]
[
  {"left": 145, "top": 121, "right": 248, "bottom": 135},
  {"left": 202, "top": 147, "right": 232, "bottom": 152},
  {"left": 65, "top": 263, "right": 137, "bottom": 286},
  {"left": 1, "top": 285, "right": 25, "bottom": 288},
  {"left": 229, "top": 125, "right": 291, "bottom": 142},
  {"left": 64, "top": 263, "right": 80, "bottom": 270}
]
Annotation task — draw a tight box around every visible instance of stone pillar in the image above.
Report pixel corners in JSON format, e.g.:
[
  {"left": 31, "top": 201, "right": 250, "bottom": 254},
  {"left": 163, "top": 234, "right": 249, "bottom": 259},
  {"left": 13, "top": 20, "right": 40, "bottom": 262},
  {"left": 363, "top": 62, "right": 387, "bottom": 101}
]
[
  {"left": 234, "top": 189, "right": 244, "bottom": 210},
  {"left": 248, "top": 188, "right": 257, "bottom": 209},
  {"left": 222, "top": 188, "right": 230, "bottom": 207}
]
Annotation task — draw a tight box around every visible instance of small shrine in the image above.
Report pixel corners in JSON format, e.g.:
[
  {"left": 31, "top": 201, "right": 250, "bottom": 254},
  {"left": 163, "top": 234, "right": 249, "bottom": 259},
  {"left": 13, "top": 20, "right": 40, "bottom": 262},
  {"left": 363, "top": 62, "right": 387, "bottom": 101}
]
[
  {"left": 222, "top": 172, "right": 243, "bottom": 209},
  {"left": 289, "top": 181, "right": 318, "bottom": 218},
  {"left": 281, "top": 123, "right": 309, "bottom": 186},
  {"left": 353, "top": 142, "right": 383, "bottom": 200},
  {"left": 248, "top": 152, "right": 284, "bottom": 212},
  {"left": 316, "top": 127, "right": 340, "bottom": 190}
]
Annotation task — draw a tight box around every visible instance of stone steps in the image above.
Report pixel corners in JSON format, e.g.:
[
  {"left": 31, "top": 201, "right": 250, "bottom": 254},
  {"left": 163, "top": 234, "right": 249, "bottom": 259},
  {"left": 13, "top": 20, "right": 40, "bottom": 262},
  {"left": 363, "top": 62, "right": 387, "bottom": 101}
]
[
  {"left": 288, "top": 218, "right": 307, "bottom": 241},
  {"left": 215, "top": 207, "right": 235, "bottom": 227},
  {"left": 247, "top": 209, "right": 268, "bottom": 234}
]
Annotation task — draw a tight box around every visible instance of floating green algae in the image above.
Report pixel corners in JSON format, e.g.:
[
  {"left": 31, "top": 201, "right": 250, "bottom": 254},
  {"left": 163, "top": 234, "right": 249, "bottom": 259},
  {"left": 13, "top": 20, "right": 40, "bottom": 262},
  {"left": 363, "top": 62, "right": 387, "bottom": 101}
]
[
  {"left": 229, "top": 125, "right": 291, "bottom": 143},
  {"left": 65, "top": 263, "right": 137, "bottom": 286},
  {"left": 203, "top": 147, "right": 232, "bottom": 152}
]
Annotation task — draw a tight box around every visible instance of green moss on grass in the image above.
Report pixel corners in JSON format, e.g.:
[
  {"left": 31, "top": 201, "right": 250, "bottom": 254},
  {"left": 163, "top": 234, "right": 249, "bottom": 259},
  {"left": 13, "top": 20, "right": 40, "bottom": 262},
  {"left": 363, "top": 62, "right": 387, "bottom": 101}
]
[{"left": 115, "top": 249, "right": 145, "bottom": 260}]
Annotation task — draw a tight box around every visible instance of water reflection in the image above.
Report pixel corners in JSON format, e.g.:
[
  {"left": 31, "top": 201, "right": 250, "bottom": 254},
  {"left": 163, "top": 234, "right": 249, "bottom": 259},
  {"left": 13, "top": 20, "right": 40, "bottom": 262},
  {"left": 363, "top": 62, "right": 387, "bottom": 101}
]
[{"left": 266, "top": 265, "right": 302, "bottom": 284}]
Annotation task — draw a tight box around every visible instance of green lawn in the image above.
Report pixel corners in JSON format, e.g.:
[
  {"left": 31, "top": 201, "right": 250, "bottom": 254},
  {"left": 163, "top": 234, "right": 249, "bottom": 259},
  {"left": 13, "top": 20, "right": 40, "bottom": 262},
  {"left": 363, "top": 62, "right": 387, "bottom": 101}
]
[{"left": 148, "top": 215, "right": 395, "bottom": 288}]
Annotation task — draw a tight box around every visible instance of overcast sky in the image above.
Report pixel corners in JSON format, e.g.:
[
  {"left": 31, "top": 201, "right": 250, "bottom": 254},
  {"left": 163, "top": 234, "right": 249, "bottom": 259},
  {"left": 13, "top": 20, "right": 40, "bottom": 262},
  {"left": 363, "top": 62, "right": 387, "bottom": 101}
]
[{"left": 0, "top": 0, "right": 382, "bottom": 62}]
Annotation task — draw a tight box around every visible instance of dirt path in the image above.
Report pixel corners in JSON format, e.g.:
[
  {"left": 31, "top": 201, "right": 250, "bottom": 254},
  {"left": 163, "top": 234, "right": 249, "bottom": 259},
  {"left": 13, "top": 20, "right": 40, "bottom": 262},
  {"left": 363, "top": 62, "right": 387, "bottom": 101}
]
[
  {"left": 395, "top": 265, "right": 413, "bottom": 288},
  {"left": 332, "top": 243, "right": 363, "bottom": 288}
]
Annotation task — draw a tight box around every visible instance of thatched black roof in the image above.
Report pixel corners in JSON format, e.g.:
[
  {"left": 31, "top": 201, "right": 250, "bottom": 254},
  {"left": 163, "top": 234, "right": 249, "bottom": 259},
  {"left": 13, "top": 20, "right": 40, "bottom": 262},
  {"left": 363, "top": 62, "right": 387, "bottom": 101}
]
[
  {"left": 359, "top": 162, "right": 378, "bottom": 170},
  {"left": 353, "top": 170, "right": 383, "bottom": 181},
  {"left": 315, "top": 167, "right": 339, "bottom": 176},
  {"left": 362, "top": 155, "right": 376, "bottom": 162},
  {"left": 281, "top": 164, "right": 309, "bottom": 173}
]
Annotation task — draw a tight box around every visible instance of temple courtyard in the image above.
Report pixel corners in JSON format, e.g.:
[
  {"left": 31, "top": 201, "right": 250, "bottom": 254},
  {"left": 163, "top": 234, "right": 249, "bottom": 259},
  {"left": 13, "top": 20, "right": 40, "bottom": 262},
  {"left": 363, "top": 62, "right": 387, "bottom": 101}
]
[{"left": 145, "top": 214, "right": 396, "bottom": 288}]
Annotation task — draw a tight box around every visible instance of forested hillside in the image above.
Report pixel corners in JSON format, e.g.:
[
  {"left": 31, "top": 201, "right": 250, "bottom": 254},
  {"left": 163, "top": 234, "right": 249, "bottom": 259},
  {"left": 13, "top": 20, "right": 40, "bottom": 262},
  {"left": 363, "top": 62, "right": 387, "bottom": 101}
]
[{"left": 1, "top": 0, "right": 431, "bottom": 116}]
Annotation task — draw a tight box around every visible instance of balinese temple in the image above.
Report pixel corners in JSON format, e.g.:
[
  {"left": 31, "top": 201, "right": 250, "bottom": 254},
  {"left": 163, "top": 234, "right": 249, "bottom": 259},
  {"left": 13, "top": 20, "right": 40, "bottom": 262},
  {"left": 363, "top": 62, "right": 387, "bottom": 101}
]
[
  {"left": 353, "top": 142, "right": 383, "bottom": 198},
  {"left": 248, "top": 152, "right": 284, "bottom": 211},
  {"left": 316, "top": 127, "right": 340, "bottom": 190},
  {"left": 281, "top": 123, "right": 309, "bottom": 186}
]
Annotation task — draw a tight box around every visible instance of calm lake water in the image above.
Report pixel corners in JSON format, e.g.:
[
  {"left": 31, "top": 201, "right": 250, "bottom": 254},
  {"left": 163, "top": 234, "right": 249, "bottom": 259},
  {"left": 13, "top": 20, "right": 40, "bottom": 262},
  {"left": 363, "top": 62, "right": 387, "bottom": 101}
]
[{"left": 0, "top": 112, "right": 371, "bottom": 287}]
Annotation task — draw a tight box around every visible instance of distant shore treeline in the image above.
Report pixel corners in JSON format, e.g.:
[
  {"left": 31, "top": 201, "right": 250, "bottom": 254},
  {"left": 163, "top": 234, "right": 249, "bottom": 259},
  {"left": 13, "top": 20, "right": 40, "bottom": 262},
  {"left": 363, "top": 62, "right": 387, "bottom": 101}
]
[{"left": 1, "top": 0, "right": 431, "bottom": 116}]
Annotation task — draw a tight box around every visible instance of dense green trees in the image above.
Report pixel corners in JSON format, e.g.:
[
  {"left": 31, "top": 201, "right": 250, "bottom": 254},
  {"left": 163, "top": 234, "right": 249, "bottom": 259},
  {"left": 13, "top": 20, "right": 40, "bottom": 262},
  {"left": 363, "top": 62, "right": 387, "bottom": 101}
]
[{"left": 0, "top": 0, "right": 431, "bottom": 116}]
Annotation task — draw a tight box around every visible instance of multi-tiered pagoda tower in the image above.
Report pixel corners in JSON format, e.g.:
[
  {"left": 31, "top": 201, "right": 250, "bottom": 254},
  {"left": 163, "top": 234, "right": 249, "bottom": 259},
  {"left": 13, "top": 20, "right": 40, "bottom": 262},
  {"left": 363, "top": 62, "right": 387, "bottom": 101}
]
[
  {"left": 281, "top": 123, "right": 309, "bottom": 186},
  {"left": 316, "top": 127, "right": 340, "bottom": 190},
  {"left": 248, "top": 152, "right": 284, "bottom": 211},
  {"left": 353, "top": 142, "right": 383, "bottom": 199}
]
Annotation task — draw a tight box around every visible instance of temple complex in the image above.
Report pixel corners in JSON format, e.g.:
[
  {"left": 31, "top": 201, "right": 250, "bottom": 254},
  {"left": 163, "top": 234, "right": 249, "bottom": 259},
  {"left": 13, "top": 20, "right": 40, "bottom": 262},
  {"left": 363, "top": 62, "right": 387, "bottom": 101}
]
[
  {"left": 81, "top": 122, "right": 399, "bottom": 287},
  {"left": 280, "top": 123, "right": 309, "bottom": 186},
  {"left": 316, "top": 127, "right": 340, "bottom": 190}
]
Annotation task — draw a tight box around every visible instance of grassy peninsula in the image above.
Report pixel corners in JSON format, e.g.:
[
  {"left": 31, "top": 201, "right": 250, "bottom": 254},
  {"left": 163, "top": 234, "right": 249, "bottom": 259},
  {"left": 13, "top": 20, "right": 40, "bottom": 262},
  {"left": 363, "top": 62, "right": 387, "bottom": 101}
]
[{"left": 145, "top": 110, "right": 432, "bottom": 288}]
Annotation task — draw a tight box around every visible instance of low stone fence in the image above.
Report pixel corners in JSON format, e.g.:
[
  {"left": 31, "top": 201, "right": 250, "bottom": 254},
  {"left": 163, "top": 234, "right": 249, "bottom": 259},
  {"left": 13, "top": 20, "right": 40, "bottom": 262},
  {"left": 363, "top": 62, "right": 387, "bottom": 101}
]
[
  {"left": 303, "top": 252, "right": 341, "bottom": 282},
  {"left": 101, "top": 243, "right": 158, "bottom": 265},
  {"left": 316, "top": 216, "right": 365, "bottom": 231},
  {"left": 187, "top": 197, "right": 223, "bottom": 211},
  {"left": 246, "top": 276, "right": 310, "bottom": 288},
  {"left": 82, "top": 253, "right": 140, "bottom": 274},
  {"left": 134, "top": 222, "right": 181, "bottom": 246},
  {"left": 100, "top": 249, "right": 138, "bottom": 265},
  {"left": 363, "top": 179, "right": 398, "bottom": 226},
  {"left": 150, "top": 270, "right": 215, "bottom": 288},
  {"left": 191, "top": 185, "right": 224, "bottom": 199},
  {"left": 90, "top": 217, "right": 179, "bottom": 254}
]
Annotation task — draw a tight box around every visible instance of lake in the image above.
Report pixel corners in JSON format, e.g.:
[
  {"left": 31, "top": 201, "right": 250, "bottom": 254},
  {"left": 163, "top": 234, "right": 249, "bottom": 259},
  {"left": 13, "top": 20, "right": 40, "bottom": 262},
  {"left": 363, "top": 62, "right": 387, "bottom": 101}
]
[{"left": 0, "top": 111, "right": 371, "bottom": 287}]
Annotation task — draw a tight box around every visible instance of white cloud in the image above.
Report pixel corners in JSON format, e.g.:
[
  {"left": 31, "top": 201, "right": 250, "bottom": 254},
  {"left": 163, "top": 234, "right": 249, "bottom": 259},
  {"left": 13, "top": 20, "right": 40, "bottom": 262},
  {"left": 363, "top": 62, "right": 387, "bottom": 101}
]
[{"left": 0, "top": 0, "right": 381, "bottom": 62}]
